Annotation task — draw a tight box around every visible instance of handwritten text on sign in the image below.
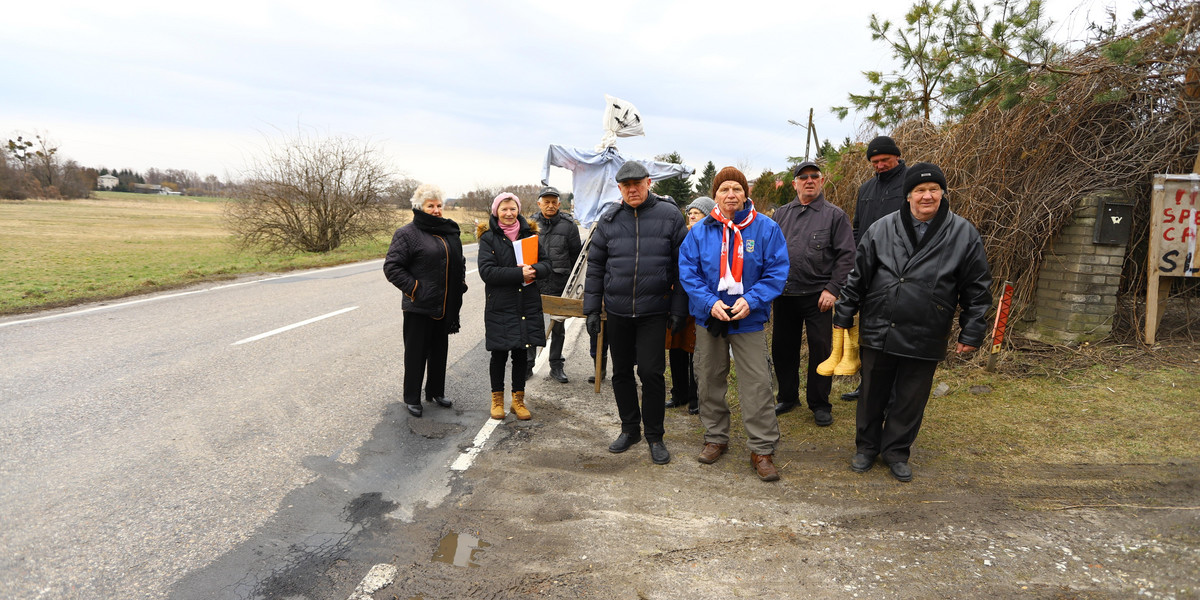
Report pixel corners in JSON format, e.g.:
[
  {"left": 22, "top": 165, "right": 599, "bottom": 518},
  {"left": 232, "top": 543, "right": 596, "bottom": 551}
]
[{"left": 1157, "top": 177, "right": 1200, "bottom": 277}]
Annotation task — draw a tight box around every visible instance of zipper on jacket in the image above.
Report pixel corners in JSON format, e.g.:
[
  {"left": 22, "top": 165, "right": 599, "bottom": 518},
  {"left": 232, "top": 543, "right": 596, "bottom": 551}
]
[
  {"left": 632, "top": 207, "right": 639, "bottom": 317},
  {"left": 436, "top": 234, "right": 448, "bottom": 319}
]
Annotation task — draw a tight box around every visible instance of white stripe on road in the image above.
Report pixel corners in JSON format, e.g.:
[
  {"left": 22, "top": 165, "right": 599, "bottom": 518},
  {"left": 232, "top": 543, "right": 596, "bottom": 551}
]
[
  {"left": 450, "top": 417, "right": 503, "bottom": 472},
  {"left": 0, "top": 260, "right": 383, "bottom": 329},
  {"left": 346, "top": 563, "right": 397, "bottom": 600},
  {"left": 232, "top": 307, "right": 358, "bottom": 345}
]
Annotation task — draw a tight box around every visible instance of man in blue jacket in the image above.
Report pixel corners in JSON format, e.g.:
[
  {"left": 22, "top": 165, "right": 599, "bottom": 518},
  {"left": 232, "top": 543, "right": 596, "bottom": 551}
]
[
  {"left": 584, "top": 162, "right": 689, "bottom": 465},
  {"left": 678, "top": 167, "right": 790, "bottom": 481}
]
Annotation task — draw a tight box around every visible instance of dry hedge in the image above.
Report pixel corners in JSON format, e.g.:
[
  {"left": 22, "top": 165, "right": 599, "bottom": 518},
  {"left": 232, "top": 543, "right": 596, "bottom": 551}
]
[{"left": 824, "top": 2, "right": 1200, "bottom": 344}]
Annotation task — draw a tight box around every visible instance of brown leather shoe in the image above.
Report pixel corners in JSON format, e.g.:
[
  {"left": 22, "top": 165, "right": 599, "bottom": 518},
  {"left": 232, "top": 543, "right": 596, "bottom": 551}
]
[
  {"left": 751, "top": 453, "right": 780, "bottom": 482},
  {"left": 696, "top": 442, "right": 728, "bottom": 464}
]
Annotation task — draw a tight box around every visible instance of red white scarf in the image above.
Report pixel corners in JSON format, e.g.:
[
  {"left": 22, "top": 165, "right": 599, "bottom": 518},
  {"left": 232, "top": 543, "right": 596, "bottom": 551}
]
[{"left": 710, "top": 206, "right": 756, "bottom": 295}]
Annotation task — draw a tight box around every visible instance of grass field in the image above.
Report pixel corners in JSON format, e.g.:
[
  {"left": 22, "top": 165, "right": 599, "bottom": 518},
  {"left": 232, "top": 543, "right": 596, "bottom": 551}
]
[{"left": 0, "top": 192, "right": 484, "bottom": 315}]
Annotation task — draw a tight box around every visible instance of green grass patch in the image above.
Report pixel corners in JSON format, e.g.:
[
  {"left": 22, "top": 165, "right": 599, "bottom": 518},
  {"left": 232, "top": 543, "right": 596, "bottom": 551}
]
[
  {"left": 674, "top": 335, "right": 1200, "bottom": 471},
  {"left": 0, "top": 196, "right": 398, "bottom": 314}
]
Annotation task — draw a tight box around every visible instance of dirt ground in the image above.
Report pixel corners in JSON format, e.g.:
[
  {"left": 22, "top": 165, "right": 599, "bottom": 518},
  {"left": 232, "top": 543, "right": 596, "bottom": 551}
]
[{"left": 371, "top": 349, "right": 1199, "bottom": 600}]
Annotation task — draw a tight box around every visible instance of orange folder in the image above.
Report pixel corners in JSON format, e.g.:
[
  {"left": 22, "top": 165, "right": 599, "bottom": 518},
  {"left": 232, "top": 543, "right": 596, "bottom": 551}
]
[{"left": 513, "top": 235, "right": 538, "bottom": 266}]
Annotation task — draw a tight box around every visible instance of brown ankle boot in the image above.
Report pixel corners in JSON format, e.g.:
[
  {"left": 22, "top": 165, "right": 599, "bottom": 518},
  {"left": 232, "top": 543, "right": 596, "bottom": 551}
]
[
  {"left": 751, "top": 453, "right": 780, "bottom": 482},
  {"left": 490, "top": 391, "right": 505, "bottom": 420},
  {"left": 511, "top": 390, "right": 531, "bottom": 420}
]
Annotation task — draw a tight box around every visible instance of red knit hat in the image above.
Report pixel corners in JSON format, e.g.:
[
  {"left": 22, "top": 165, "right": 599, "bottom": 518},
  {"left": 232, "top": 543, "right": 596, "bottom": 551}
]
[{"left": 711, "top": 166, "right": 749, "bottom": 198}]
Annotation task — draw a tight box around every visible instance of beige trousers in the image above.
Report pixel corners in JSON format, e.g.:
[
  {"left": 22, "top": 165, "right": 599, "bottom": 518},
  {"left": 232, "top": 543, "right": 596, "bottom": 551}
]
[{"left": 693, "top": 327, "right": 780, "bottom": 455}]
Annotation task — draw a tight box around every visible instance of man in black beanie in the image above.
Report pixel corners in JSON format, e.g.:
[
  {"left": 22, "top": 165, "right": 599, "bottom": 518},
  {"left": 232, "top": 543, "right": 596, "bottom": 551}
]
[
  {"left": 840, "top": 135, "right": 909, "bottom": 402},
  {"left": 833, "top": 161, "right": 992, "bottom": 482}
]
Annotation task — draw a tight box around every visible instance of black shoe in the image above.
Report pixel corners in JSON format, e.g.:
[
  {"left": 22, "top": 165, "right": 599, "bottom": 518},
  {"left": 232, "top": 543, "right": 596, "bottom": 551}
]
[
  {"left": 813, "top": 410, "right": 833, "bottom": 427},
  {"left": 405, "top": 403, "right": 422, "bottom": 418},
  {"left": 850, "top": 453, "right": 875, "bottom": 473},
  {"left": 688, "top": 406, "right": 700, "bottom": 415},
  {"left": 774, "top": 401, "right": 800, "bottom": 415},
  {"left": 550, "top": 365, "right": 568, "bottom": 384},
  {"left": 888, "top": 462, "right": 913, "bottom": 482},
  {"left": 841, "top": 386, "right": 861, "bottom": 401},
  {"left": 608, "top": 432, "right": 641, "bottom": 453},
  {"left": 426, "top": 396, "right": 452, "bottom": 408},
  {"left": 664, "top": 396, "right": 689, "bottom": 409},
  {"left": 648, "top": 441, "right": 671, "bottom": 464},
  {"left": 588, "top": 371, "right": 607, "bottom": 384}
]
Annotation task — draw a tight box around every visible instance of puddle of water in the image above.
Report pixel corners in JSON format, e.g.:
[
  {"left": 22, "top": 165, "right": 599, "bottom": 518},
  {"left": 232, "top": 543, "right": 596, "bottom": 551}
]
[{"left": 432, "top": 531, "right": 491, "bottom": 568}]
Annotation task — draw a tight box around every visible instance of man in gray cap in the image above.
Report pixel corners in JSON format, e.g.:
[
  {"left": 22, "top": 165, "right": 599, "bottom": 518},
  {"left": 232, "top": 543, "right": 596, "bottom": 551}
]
[
  {"left": 584, "top": 161, "right": 689, "bottom": 465},
  {"left": 770, "top": 160, "right": 855, "bottom": 426},
  {"left": 841, "top": 135, "right": 909, "bottom": 402},
  {"left": 528, "top": 185, "right": 582, "bottom": 383}
]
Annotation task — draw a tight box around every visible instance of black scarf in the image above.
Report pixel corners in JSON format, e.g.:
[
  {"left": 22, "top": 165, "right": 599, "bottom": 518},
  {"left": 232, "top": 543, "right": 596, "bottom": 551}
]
[{"left": 412, "top": 209, "right": 466, "bottom": 332}]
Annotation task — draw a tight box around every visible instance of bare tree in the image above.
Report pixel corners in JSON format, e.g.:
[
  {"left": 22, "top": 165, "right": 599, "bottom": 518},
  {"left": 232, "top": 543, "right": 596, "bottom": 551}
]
[{"left": 226, "top": 132, "right": 400, "bottom": 253}]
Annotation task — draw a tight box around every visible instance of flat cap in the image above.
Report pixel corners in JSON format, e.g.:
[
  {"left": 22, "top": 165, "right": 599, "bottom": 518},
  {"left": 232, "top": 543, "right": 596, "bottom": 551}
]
[
  {"left": 537, "top": 186, "right": 561, "bottom": 198},
  {"left": 615, "top": 161, "right": 650, "bottom": 182},
  {"left": 792, "top": 160, "right": 821, "bottom": 176}
]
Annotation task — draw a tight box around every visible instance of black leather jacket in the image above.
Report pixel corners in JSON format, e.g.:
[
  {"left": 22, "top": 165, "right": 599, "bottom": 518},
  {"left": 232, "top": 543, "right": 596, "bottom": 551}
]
[{"left": 834, "top": 201, "right": 992, "bottom": 361}]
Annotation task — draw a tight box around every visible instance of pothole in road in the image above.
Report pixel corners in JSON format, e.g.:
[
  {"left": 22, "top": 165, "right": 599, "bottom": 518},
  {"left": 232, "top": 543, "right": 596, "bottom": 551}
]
[{"left": 432, "top": 531, "right": 491, "bottom": 568}]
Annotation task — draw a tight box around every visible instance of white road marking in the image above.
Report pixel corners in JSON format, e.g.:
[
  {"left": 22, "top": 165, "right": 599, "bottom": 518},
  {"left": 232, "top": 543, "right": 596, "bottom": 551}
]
[
  {"left": 0, "top": 260, "right": 382, "bottom": 329},
  {"left": 346, "top": 563, "right": 397, "bottom": 600},
  {"left": 450, "top": 417, "right": 502, "bottom": 472},
  {"left": 232, "top": 307, "right": 358, "bottom": 345}
]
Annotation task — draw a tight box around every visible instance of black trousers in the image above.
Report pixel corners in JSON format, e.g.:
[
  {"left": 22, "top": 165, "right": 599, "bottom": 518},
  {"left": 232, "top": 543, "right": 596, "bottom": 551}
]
[
  {"left": 857, "top": 347, "right": 939, "bottom": 464},
  {"left": 771, "top": 293, "right": 832, "bottom": 412},
  {"left": 606, "top": 313, "right": 668, "bottom": 442},
  {"left": 490, "top": 350, "right": 528, "bottom": 393},
  {"left": 668, "top": 348, "right": 696, "bottom": 406},
  {"left": 527, "top": 318, "right": 566, "bottom": 367},
  {"left": 402, "top": 312, "right": 450, "bottom": 405}
]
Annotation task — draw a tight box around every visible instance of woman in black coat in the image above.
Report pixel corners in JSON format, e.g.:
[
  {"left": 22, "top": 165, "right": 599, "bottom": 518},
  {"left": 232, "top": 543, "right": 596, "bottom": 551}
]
[
  {"left": 476, "top": 192, "right": 550, "bottom": 420},
  {"left": 383, "top": 184, "right": 467, "bottom": 418}
]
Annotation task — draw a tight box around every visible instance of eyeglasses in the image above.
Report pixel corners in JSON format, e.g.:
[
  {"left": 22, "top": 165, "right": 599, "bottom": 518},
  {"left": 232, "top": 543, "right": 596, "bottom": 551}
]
[{"left": 794, "top": 173, "right": 822, "bottom": 180}]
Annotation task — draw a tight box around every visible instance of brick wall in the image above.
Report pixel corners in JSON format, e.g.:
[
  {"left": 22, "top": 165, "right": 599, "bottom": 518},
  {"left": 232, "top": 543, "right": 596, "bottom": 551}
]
[{"left": 1022, "top": 191, "right": 1129, "bottom": 344}]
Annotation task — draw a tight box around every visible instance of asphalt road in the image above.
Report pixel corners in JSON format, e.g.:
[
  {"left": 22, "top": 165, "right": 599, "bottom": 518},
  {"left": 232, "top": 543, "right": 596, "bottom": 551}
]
[{"left": 0, "top": 246, "right": 499, "bottom": 599}]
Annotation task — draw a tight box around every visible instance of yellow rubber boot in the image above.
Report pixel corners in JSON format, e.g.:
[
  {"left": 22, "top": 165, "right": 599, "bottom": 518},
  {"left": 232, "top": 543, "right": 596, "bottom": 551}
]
[
  {"left": 511, "top": 391, "right": 532, "bottom": 420},
  {"left": 490, "top": 391, "right": 506, "bottom": 420},
  {"left": 815, "top": 325, "right": 845, "bottom": 376},
  {"left": 834, "top": 323, "right": 861, "bottom": 375}
]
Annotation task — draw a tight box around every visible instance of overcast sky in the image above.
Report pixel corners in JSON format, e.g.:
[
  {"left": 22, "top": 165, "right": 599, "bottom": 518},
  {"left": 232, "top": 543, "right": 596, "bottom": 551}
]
[{"left": 4, "top": 0, "right": 1132, "bottom": 197}]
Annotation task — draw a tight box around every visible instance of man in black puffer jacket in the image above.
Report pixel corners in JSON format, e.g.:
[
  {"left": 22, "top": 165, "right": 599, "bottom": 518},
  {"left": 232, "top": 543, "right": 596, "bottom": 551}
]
[
  {"left": 834, "top": 163, "right": 991, "bottom": 483},
  {"left": 528, "top": 186, "right": 582, "bottom": 383},
  {"left": 584, "top": 162, "right": 689, "bottom": 466}
]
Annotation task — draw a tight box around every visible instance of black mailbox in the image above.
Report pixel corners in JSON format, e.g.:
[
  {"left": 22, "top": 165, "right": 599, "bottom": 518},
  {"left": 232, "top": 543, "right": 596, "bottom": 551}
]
[{"left": 1094, "top": 197, "right": 1134, "bottom": 245}]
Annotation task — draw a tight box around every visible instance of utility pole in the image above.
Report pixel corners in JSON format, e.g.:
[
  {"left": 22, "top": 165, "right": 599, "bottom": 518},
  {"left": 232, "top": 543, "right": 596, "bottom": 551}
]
[{"left": 787, "top": 108, "right": 820, "bottom": 161}]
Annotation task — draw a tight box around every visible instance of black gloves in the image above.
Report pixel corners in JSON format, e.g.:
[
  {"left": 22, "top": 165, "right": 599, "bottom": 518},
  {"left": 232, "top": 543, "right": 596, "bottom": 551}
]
[
  {"left": 667, "top": 314, "right": 686, "bottom": 333},
  {"left": 703, "top": 316, "right": 729, "bottom": 338},
  {"left": 586, "top": 313, "right": 602, "bottom": 335}
]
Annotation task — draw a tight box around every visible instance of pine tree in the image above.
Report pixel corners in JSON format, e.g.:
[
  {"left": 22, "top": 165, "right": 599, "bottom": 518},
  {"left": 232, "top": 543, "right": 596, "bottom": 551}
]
[
  {"left": 693, "top": 161, "right": 716, "bottom": 198},
  {"left": 649, "top": 151, "right": 694, "bottom": 208}
]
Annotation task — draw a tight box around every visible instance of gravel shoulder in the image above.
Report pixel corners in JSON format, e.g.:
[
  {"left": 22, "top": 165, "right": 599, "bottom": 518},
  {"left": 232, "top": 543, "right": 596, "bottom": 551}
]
[{"left": 375, "top": 335, "right": 1199, "bottom": 600}]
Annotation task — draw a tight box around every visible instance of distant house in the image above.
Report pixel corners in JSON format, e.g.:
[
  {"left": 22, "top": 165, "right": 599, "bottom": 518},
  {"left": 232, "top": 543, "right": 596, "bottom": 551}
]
[
  {"left": 97, "top": 174, "right": 119, "bottom": 190},
  {"left": 132, "top": 183, "right": 163, "bottom": 194}
]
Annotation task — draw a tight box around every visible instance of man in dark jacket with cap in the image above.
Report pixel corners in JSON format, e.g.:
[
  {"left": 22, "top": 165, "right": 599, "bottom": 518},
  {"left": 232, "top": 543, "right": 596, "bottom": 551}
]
[
  {"left": 770, "top": 161, "right": 855, "bottom": 426},
  {"left": 528, "top": 186, "right": 582, "bottom": 383},
  {"left": 841, "top": 135, "right": 910, "bottom": 402},
  {"left": 834, "top": 162, "right": 992, "bottom": 482},
  {"left": 584, "top": 161, "right": 689, "bottom": 466}
]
